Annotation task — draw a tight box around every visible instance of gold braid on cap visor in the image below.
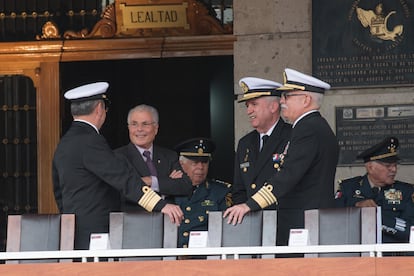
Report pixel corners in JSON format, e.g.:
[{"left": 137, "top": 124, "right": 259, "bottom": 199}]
[
  {"left": 251, "top": 184, "right": 278, "bottom": 208},
  {"left": 180, "top": 152, "right": 211, "bottom": 157},
  {"left": 276, "top": 83, "right": 306, "bottom": 91},
  {"left": 278, "top": 71, "right": 326, "bottom": 93},
  {"left": 138, "top": 186, "right": 162, "bottom": 211},
  {"left": 370, "top": 151, "right": 398, "bottom": 161},
  {"left": 277, "top": 71, "right": 306, "bottom": 91},
  {"left": 238, "top": 91, "right": 272, "bottom": 102}
]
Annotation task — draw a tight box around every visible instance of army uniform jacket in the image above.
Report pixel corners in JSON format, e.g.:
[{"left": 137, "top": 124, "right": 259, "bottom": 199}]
[
  {"left": 174, "top": 179, "right": 231, "bottom": 248},
  {"left": 336, "top": 174, "right": 414, "bottom": 243},
  {"left": 114, "top": 143, "right": 193, "bottom": 211},
  {"left": 232, "top": 119, "right": 291, "bottom": 207},
  {"left": 52, "top": 121, "right": 165, "bottom": 250}
]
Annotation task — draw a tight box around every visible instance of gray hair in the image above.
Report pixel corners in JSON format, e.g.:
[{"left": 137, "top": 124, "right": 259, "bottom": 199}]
[
  {"left": 307, "top": 92, "right": 323, "bottom": 108},
  {"left": 179, "top": 155, "right": 188, "bottom": 163},
  {"left": 263, "top": 95, "right": 280, "bottom": 104},
  {"left": 127, "top": 104, "right": 159, "bottom": 124},
  {"left": 71, "top": 100, "right": 101, "bottom": 116}
]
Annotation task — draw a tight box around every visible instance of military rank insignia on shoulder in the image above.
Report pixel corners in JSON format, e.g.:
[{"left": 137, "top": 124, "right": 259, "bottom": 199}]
[
  {"left": 338, "top": 176, "right": 363, "bottom": 186},
  {"left": 213, "top": 179, "right": 232, "bottom": 189}
]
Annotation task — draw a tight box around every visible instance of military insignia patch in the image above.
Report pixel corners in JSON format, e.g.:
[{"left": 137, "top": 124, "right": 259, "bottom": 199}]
[
  {"left": 272, "top": 152, "right": 285, "bottom": 170},
  {"left": 201, "top": 200, "right": 215, "bottom": 206},
  {"left": 352, "top": 189, "right": 364, "bottom": 199},
  {"left": 240, "top": 162, "right": 249, "bottom": 173},
  {"left": 385, "top": 189, "right": 402, "bottom": 204},
  {"left": 384, "top": 189, "right": 402, "bottom": 200},
  {"left": 225, "top": 193, "right": 233, "bottom": 207},
  {"left": 335, "top": 190, "right": 342, "bottom": 199},
  {"left": 240, "top": 81, "right": 249, "bottom": 93}
]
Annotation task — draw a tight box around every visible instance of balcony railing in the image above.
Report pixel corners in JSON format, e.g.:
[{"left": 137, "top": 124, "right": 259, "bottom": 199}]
[{"left": 1, "top": 243, "right": 413, "bottom": 262}]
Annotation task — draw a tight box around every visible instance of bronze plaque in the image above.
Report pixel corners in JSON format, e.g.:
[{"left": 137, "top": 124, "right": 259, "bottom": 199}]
[
  {"left": 118, "top": 3, "right": 189, "bottom": 31},
  {"left": 336, "top": 104, "right": 414, "bottom": 165},
  {"left": 312, "top": 0, "right": 414, "bottom": 88}
]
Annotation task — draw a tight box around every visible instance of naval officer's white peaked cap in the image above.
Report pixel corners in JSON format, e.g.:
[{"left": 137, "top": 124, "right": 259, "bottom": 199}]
[
  {"left": 64, "top": 82, "right": 109, "bottom": 102},
  {"left": 277, "top": 68, "right": 331, "bottom": 94},
  {"left": 237, "top": 77, "right": 282, "bottom": 102}
]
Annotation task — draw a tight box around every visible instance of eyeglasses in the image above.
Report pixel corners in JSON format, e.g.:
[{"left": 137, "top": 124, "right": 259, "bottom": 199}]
[
  {"left": 281, "top": 92, "right": 308, "bottom": 100},
  {"left": 128, "top": 121, "right": 156, "bottom": 129},
  {"left": 375, "top": 161, "right": 398, "bottom": 170}
]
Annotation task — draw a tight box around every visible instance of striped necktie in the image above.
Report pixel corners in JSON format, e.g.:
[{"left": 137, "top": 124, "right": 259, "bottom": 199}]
[{"left": 143, "top": 150, "right": 157, "bottom": 176}]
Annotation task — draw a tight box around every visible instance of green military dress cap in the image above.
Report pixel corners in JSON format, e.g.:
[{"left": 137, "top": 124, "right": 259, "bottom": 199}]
[
  {"left": 237, "top": 77, "right": 282, "bottom": 103},
  {"left": 277, "top": 68, "right": 331, "bottom": 94},
  {"left": 64, "top": 82, "right": 110, "bottom": 102},
  {"left": 175, "top": 137, "right": 216, "bottom": 162},
  {"left": 357, "top": 136, "right": 400, "bottom": 163}
]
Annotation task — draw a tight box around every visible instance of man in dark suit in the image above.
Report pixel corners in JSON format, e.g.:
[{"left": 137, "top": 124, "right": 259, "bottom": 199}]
[
  {"left": 336, "top": 137, "right": 414, "bottom": 246},
  {"left": 173, "top": 138, "right": 231, "bottom": 249},
  {"left": 114, "top": 104, "right": 193, "bottom": 211},
  {"left": 231, "top": 77, "right": 291, "bottom": 234},
  {"left": 224, "top": 68, "right": 339, "bottom": 247},
  {"left": 52, "top": 82, "right": 183, "bottom": 250}
]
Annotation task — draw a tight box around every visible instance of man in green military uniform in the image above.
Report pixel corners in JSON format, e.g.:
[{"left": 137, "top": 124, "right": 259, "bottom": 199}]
[
  {"left": 174, "top": 138, "right": 231, "bottom": 248},
  {"left": 336, "top": 136, "right": 414, "bottom": 245}
]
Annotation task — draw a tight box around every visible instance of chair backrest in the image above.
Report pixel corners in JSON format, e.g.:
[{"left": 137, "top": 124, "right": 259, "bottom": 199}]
[
  {"left": 109, "top": 212, "right": 177, "bottom": 261},
  {"left": 6, "top": 214, "right": 75, "bottom": 263},
  {"left": 304, "top": 207, "right": 379, "bottom": 257},
  {"left": 207, "top": 210, "right": 277, "bottom": 259}
]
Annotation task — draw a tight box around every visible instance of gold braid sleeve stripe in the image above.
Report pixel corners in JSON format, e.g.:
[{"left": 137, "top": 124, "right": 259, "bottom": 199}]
[
  {"left": 251, "top": 184, "right": 278, "bottom": 209},
  {"left": 138, "top": 186, "right": 162, "bottom": 212}
]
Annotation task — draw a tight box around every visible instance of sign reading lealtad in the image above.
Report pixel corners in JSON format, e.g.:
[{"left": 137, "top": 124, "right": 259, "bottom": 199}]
[{"left": 119, "top": 3, "right": 189, "bottom": 30}]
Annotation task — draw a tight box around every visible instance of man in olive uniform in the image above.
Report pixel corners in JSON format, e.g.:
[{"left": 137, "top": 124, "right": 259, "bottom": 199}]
[
  {"left": 174, "top": 138, "right": 231, "bottom": 248},
  {"left": 336, "top": 136, "right": 414, "bottom": 245}
]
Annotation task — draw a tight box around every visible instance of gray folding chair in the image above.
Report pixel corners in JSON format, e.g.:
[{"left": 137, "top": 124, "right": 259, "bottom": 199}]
[
  {"left": 207, "top": 210, "right": 277, "bottom": 259},
  {"left": 304, "top": 207, "right": 380, "bottom": 257},
  {"left": 6, "top": 214, "right": 75, "bottom": 263},
  {"left": 109, "top": 212, "right": 177, "bottom": 261}
]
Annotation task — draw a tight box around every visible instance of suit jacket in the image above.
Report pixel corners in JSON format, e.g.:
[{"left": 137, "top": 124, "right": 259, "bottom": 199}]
[
  {"left": 174, "top": 179, "right": 231, "bottom": 248},
  {"left": 232, "top": 119, "right": 291, "bottom": 206},
  {"left": 336, "top": 175, "right": 414, "bottom": 243},
  {"left": 245, "top": 112, "right": 339, "bottom": 245},
  {"left": 114, "top": 142, "right": 193, "bottom": 211},
  {"left": 52, "top": 121, "right": 165, "bottom": 250}
]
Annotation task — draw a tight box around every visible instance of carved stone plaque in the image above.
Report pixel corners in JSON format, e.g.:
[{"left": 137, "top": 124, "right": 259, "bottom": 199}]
[{"left": 336, "top": 104, "right": 414, "bottom": 165}]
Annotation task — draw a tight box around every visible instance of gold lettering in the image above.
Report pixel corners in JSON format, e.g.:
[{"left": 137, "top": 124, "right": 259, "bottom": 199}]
[{"left": 119, "top": 3, "right": 189, "bottom": 31}]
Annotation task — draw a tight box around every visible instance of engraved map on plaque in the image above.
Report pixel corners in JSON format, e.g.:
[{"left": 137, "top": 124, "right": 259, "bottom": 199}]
[
  {"left": 312, "top": 0, "right": 414, "bottom": 88},
  {"left": 336, "top": 104, "right": 414, "bottom": 165}
]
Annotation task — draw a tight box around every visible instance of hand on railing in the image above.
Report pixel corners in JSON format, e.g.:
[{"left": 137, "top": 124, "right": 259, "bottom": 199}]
[
  {"left": 223, "top": 203, "right": 251, "bottom": 225},
  {"left": 161, "top": 204, "right": 184, "bottom": 226}
]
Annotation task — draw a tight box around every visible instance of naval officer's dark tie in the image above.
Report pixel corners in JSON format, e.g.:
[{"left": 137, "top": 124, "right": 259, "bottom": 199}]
[
  {"left": 143, "top": 150, "right": 157, "bottom": 176},
  {"left": 261, "top": 135, "right": 269, "bottom": 151}
]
